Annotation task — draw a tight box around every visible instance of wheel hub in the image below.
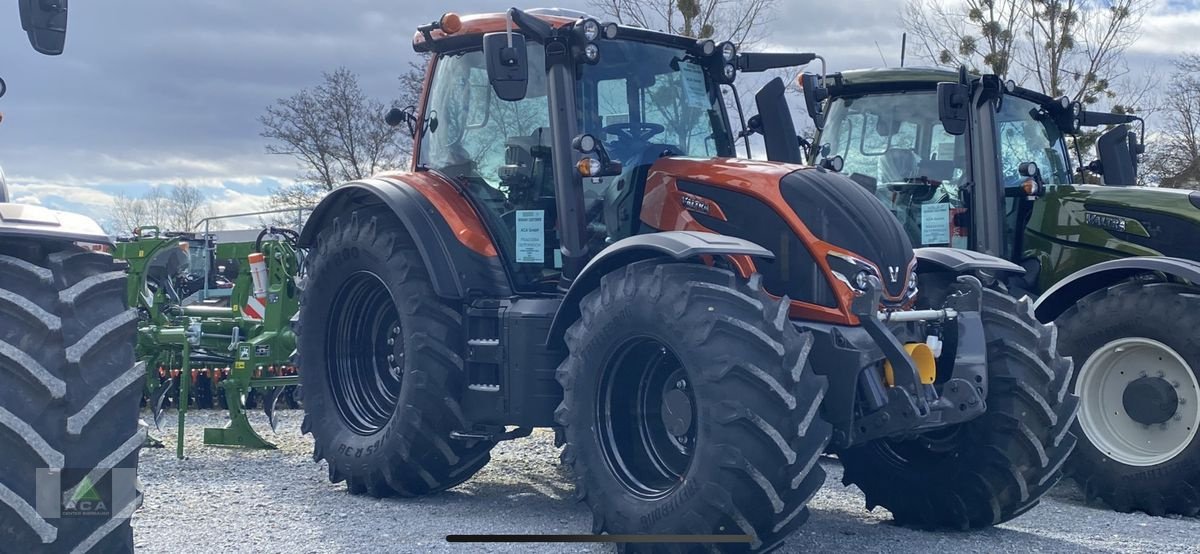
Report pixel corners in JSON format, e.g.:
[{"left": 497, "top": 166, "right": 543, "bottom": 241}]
[
  {"left": 661, "top": 383, "right": 693, "bottom": 437},
  {"left": 597, "top": 338, "right": 697, "bottom": 500},
  {"left": 1075, "top": 337, "right": 1200, "bottom": 467},
  {"left": 1123, "top": 376, "right": 1179, "bottom": 425}
]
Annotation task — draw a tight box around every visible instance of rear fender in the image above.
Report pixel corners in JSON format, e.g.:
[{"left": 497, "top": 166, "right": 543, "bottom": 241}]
[
  {"left": 1033, "top": 256, "right": 1200, "bottom": 322},
  {"left": 299, "top": 176, "right": 510, "bottom": 300},
  {"left": 546, "top": 231, "right": 773, "bottom": 348}
]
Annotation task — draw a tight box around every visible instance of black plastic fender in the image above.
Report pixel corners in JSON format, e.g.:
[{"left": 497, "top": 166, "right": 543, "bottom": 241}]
[
  {"left": 1034, "top": 256, "right": 1200, "bottom": 322},
  {"left": 914, "top": 247, "right": 1025, "bottom": 275},
  {"left": 298, "top": 177, "right": 511, "bottom": 300},
  {"left": 546, "top": 231, "right": 773, "bottom": 347}
]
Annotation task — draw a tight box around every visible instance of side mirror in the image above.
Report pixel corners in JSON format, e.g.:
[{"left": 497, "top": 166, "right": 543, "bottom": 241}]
[
  {"left": 19, "top": 0, "right": 68, "bottom": 56},
  {"left": 800, "top": 73, "right": 828, "bottom": 130},
  {"left": 483, "top": 32, "right": 529, "bottom": 102},
  {"left": 384, "top": 106, "right": 418, "bottom": 138},
  {"left": 754, "top": 77, "right": 803, "bottom": 164},
  {"left": 937, "top": 82, "right": 969, "bottom": 136},
  {"left": 1095, "top": 124, "right": 1138, "bottom": 186}
]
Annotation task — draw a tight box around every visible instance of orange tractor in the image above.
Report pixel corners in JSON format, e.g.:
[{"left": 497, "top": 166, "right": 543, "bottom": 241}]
[{"left": 294, "top": 8, "right": 1077, "bottom": 549}]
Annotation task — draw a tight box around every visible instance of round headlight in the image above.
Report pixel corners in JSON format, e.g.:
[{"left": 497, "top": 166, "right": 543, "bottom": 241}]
[
  {"left": 581, "top": 19, "right": 601, "bottom": 42},
  {"left": 723, "top": 63, "right": 736, "bottom": 80},
  {"left": 603, "top": 22, "right": 618, "bottom": 39},
  {"left": 854, "top": 270, "right": 871, "bottom": 290},
  {"left": 699, "top": 39, "right": 716, "bottom": 56},
  {"left": 1058, "top": 96, "right": 1070, "bottom": 109},
  {"left": 907, "top": 270, "right": 918, "bottom": 291},
  {"left": 584, "top": 43, "right": 600, "bottom": 62},
  {"left": 1004, "top": 79, "right": 1016, "bottom": 92},
  {"left": 576, "top": 157, "right": 602, "bottom": 177},
  {"left": 720, "top": 41, "right": 736, "bottom": 62},
  {"left": 578, "top": 134, "right": 597, "bottom": 153}
]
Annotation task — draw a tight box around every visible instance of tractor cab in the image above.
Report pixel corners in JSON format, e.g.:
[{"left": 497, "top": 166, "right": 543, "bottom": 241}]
[
  {"left": 408, "top": 9, "right": 810, "bottom": 292},
  {"left": 803, "top": 67, "right": 1144, "bottom": 276}
]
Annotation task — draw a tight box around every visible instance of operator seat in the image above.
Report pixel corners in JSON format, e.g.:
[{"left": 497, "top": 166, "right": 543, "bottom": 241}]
[
  {"left": 602, "top": 143, "right": 682, "bottom": 241},
  {"left": 880, "top": 147, "right": 920, "bottom": 184}
]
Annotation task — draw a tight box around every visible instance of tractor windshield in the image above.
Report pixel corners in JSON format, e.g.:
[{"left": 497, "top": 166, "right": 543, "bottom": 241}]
[
  {"left": 577, "top": 40, "right": 734, "bottom": 160},
  {"left": 820, "top": 92, "right": 969, "bottom": 249}
]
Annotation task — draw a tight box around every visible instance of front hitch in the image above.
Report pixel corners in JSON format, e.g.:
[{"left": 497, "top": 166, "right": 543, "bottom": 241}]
[{"left": 848, "top": 275, "right": 988, "bottom": 445}]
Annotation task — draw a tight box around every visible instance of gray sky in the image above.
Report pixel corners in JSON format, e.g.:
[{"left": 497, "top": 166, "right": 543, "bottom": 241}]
[{"left": 3, "top": 0, "right": 1199, "bottom": 227}]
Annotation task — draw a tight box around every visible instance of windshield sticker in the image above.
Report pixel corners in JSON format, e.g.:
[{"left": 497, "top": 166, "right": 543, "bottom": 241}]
[
  {"left": 921, "top": 203, "right": 950, "bottom": 245},
  {"left": 680, "top": 62, "right": 709, "bottom": 109},
  {"left": 515, "top": 210, "right": 545, "bottom": 264}
]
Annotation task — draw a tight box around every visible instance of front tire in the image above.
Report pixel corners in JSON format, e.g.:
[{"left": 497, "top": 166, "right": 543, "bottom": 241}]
[
  {"left": 297, "top": 210, "right": 493, "bottom": 497},
  {"left": 0, "top": 244, "right": 143, "bottom": 552},
  {"left": 555, "top": 261, "right": 831, "bottom": 552},
  {"left": 1058, "top": 281, "right": 1200, "bottom": 516},
  {"left": 839, "top": 287, "right": 1078, "bottom": 529}
]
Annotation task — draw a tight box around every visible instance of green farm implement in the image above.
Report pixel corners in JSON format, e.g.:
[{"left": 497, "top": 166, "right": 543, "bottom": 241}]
[{"left": 113, "top": 216, "right": 305, "bottom": 458}]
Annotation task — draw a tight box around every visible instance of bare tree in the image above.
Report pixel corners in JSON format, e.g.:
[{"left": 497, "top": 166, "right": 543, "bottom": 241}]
[
  {"left": 1020, "top": 0, "right": 1149, "bottom": 106},
  {"left": 904, "top": 0, "right": 1150, "bottom": 110},
  {"left": 260, "top": 68, "right": 405, "bottom": 192},
  {"left": 904, "top": 0, "right": 1022, "bottom": 77},
  {"left": 106, "top": 182, "right": 216, "bottom": 234},
  {"left": 587, "top": 0, "right": 778, "bottom": 47},
  {"left": 107, "top": 192, "right": 149, "bottom": 235},
  {"left": 167, "top": 180, "right": 210, "bottom": 231},
  {"left": 1143, "top": 55, "right": 1200, "bottom": 190}
]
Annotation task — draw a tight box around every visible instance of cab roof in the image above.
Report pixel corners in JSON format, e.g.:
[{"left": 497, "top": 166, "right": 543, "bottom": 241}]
[{"left": 412, "top": 9, "right": 581, "bottom": 52}]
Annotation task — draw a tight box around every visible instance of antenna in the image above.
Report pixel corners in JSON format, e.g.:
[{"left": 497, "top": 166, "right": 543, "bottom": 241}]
[
  {"left": 875, "top": 41, "right": 888, "bottom": 68},
  {"left": 900, "top": 33, "right": 907, "bottom": 68}
]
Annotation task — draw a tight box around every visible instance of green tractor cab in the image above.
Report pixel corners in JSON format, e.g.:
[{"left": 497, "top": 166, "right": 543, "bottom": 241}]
[{"left": 802, "top": 65, "right": 1200, "bottom": 517}]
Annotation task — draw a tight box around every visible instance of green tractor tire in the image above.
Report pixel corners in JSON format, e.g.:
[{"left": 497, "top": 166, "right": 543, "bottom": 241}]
[
  {"left": 1057, "top": 281, "right": 1200, "bottom": 516},
  {"left": 0, "top": 244, "right": 143, "bottom": 552}
]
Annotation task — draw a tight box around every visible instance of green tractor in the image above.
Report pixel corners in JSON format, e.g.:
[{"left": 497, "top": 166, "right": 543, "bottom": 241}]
[
  {"left": 111, "top": 225, "right": 303, "bottom": 458},
  {"left": 798, "top": 66, "right": 1200, "bottom": 516},
  {"left": 1, "top": 2, "right": 143, "bottom": 552}
]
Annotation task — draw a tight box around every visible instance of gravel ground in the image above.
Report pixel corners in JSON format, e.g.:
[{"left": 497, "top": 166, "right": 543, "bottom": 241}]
[{"left": 134, "top": 410, "right": 1200, "bottom": 553}]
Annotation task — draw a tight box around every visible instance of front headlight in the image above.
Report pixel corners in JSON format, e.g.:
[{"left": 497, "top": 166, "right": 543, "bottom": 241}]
[{"left": 827, "top": 251, "right": 879, "bottom": 294}]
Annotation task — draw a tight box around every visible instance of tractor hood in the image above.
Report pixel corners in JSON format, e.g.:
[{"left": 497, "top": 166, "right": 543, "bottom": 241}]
[
  {"left": 641, "top": 158, "right": 916, "bottom": 310},
  {"left": 0, "top": 202, "right": 112, "bottom": 245},
  {"left": 1030, "top": 184, "right": 1200, "bottom": 263}
]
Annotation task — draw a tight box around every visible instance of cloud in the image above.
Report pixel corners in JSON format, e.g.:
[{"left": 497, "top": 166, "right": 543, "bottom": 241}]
[{"left": 1, "top": 0, "right": 1193, "bottom": 227}]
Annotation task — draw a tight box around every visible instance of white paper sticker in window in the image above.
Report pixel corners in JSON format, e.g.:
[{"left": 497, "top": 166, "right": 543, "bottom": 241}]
[
  {"left": 515, "top": 210, "right": 545, "bottom": 264},
  {"left": 921, "top": 203, "right": 951, "bottom": 245},
  {"left": 680, "top": 62, "right": 709, "bottom": 109}
]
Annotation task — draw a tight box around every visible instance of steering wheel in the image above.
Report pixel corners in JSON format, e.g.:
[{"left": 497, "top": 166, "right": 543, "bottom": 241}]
[{"left": 603, "top": 122, "right": 666, "bottom": 143}]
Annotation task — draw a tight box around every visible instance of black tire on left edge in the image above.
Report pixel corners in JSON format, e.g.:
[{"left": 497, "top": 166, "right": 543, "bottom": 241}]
[
  {"left": 296, "top": 209, "right": 493, "bottom": 497},
  {"left": 556, "top": 260, "right": 831, "bottom": 553},
  {"left": 838, "top": 286, "right": 1078, "bottom": 529},
  {"left": 0, "top": 244, "right": 142, "bottom": 552}
]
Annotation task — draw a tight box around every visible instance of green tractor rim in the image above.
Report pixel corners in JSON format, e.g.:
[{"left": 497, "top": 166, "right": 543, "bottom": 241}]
[
  {"left": 596, "top": 337, "right": 697, "bottom": 500},
  {"left": 326, "top": 271, "right": 404, "bottom": 436},
  {"left": 1075, "top": 337, "right": 1200, "bottom": 467}
]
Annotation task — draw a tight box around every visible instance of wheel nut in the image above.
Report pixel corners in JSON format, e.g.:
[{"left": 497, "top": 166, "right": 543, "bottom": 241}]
[
  {"left": 676, "top": 379, "right": 686, "bottom": 389},
  {"left": 388, "top": 354, "right": 395, "bottom": 362},
  {"left": 387, "top": 338, "right": 395, "bottom": 345}
]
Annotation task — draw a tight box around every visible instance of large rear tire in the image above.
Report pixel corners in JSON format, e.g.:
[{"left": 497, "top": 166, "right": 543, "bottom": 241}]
[
  {"left": 1057, "top": 281, "right": 1200, "bottom": 516},
  {"left": 839, "top": 286, "right": 1078, "bottom": 529},
  {"left": 0, "top": 243, "right": 143, "bottom": 552},
  {"left": 556, "top": 261, "right": 831, "bottom": 552},
  {"left": 297, "top": 210, "right": 493, "bottom": 497}
]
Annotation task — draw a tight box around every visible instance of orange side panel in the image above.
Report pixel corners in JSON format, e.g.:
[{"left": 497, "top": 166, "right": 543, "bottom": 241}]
[
  {"left": 375, "top": 170, "right": 499, "bottom": 258},
  {"left": 641, "top": 158, "right": 916, "bottom": 326}
]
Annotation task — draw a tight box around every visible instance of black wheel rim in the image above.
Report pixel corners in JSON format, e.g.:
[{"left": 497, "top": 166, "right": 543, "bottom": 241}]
[
  {"left": 325, "top": 271, "right": 403, "bottom": 436},
  {"left": 597, "top": 337, "right": 697, "bottom": 500}
]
